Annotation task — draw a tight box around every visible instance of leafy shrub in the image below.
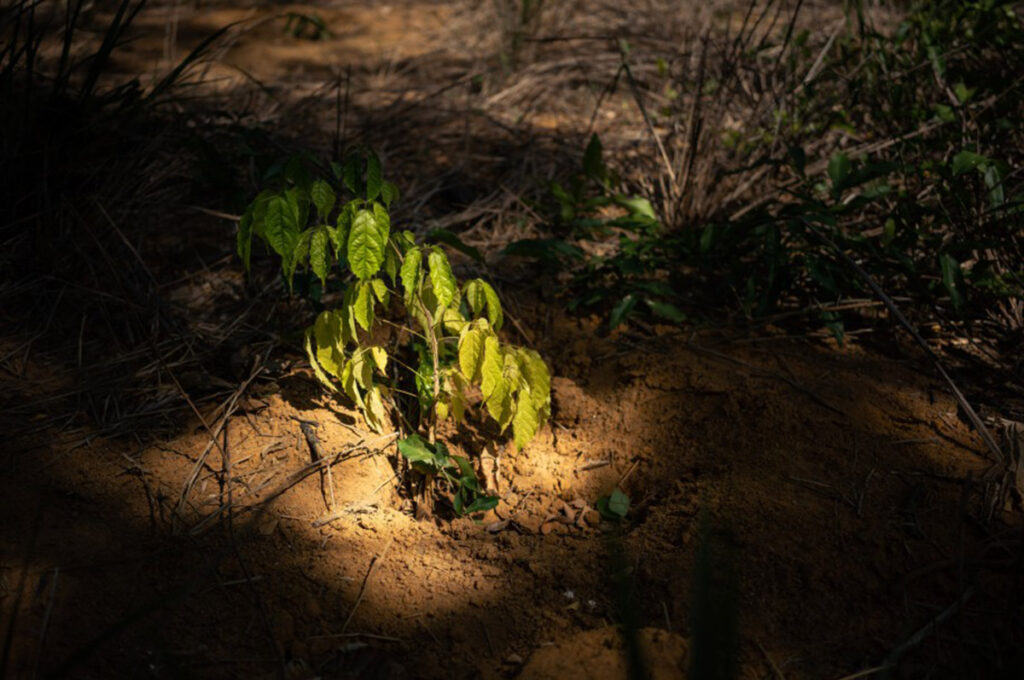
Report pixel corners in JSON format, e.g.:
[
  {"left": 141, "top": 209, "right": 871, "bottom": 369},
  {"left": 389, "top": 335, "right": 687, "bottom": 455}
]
[
  {"left": 507, "top": 134, "right": 688, "bottom": 330},
  {"left": 518, "top": 1, "right": 1023, "bottom": 341},
  {"left": 237, "top": 149, "right": 552, "bottom": 512}
]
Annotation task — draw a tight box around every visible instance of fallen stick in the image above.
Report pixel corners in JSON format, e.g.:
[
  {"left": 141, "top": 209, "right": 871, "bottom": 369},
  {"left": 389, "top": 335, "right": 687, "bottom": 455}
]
[{"left": 342, "top": 537, "right": 395, "bottom": 634}]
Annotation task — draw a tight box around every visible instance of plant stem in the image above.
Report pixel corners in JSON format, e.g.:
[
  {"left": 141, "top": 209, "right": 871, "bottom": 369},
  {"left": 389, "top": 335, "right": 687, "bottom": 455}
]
[{"left": 418, "top": 300, "right": 441, "bottom": 445}]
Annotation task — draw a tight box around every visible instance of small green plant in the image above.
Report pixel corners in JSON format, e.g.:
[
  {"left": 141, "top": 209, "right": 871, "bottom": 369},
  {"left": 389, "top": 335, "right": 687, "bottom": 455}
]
[
  {"left": 237, "top": 149, "right": 551, "bottom": 514},
  {"left": 596, "top": 487, "right": 630, "bottom": 521},
  {"left": 398, "top": 434, "right": 499, "bottom": 515},
  {"left": 507, "top": 134, "right": 688, "bottom": 330}
]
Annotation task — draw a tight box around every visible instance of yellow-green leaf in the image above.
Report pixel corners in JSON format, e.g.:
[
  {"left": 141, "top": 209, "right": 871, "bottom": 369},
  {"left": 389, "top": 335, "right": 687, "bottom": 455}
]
[
  {"left": 512, "top": 389, "right": 540, "bottom": 450},
  {"left": 518, "top": 348, "right": 551, "bottom": 412},
  {"left": 442, "top": 307, "right": 467, "bottom": 334},
  {"left": 400, "top": 246, "right": 422, "bottom": 303},
  {"left": 372, "top": 202, "right": 390, "bottom": 243},
  {"left": 480, "top": 334, "right": 503, "bottom": 399},
  {"left": 348, "top": 209, "right": 386, "bottom": 280},
  {"left": 332, "top": 203, "right": 355, "bottom": 257},
  {"left": 486, "top": 378, "right": 513, "bottom": 431},
  {"left": 370, "top": 278, "right": 389, "bottom": 306},
  {"left": 264, "top": 195, "right": 300, "bottom": 257},
  {"left": 365, "top": 385, "right": 387, "bottom": 432},
  {"left": 351, "top": 349, "right": 374, "bottom": 389},
  {"left": 237, "top": 209, "right": 253, "bottom": 271},
  {"left": 354, "top": 281, "right": 374, "bottom": 331},
  {"left": 305, "top": 328, "right": 338, "bottom": 392},
  {"left": 311, "top": 179, "right": 336, "bottom": 219},
  {"left": 481, "top": 280, "right": 503, "bottom": 330},
  {"left": 428, "top": 247, "right": 456, "bottom": 313},
  {"left": 502, "top": 350, "right": 522, "bottom": 391},
  {"left": 369, "top": 346, "right": 388, "bottom": 374},
  {"left": 381, "top": 180, "right": 400, "bottom": 207},
  {"left": 310, "top": 226, "right": 330, "bottom": 286},
  {"left": 464, "top": 279, "right": 486, "bottom": 316},
  {"left": 341, "top": 359, "right": 363, "bottom": 408},
  {"left": 458, "top": 328, "right": 485, "bottom": 382},
  {"left": 313, "top": 312, "right": 342, "bottom": 378}
]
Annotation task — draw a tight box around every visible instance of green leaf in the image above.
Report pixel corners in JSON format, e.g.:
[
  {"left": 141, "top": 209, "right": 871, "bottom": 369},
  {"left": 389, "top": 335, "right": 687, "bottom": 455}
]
[
  {"left": 237, "top": 210, "right": 254, "bottom": 271},
  {"left": 313, "top": 311, "right": 344, "bottom": 372},
  {"left": 351, "top": 349, "right": 374, "bottom": 389},
  {"left": 369, "top": 346, "right": 388, "bottom": 373},
  {"left": 939, "top": 253, "right": 966, "bottom": 310},
  {"left": 400, "top": 246, "right": 422, "bottom": 302},
  {"left": 305, "top": 327, "right": 338, "bottom": 392},
  {"left": 372, "top": 202, "right": 391, "bottom": 244},
  {"left": 384, "top": 249, "right": 398, "bottom": 286},
  {"left": 249, "top": 190, "right": 273, "bottom": 240},
  {"left": 366, "top": 152, "right": 382, "bottom": 201},
  {"left": 953, "top": 81, "right": 975, "bottom": 104},
  {"left": 464, "top": 495, "right": 499, "bottom": 514},
  {"left": 370, "top": 278, "right": 389, "bottom": 306},
  {"left": 397, "top": 433, "right": 433, "bottom": 464},
  {"left": 348, "top": 209, "right": 386, "bottom": 280},
  {"left": 609, "top": 294, "right": 637, "bottom": 330},
  {"left": 480, "top": 281, "right": 503, "bottom": 330},
  {"left": 645, "top": 299, "right": 686, "bottom": 323},
  {"left": 309, "top": 227, "right": 330, "bottom": 286},
  {"left": 882, "top": 218, "right": 896, "bottom": 247},
  {"left": 464, "top": 280, "right": 486, "bottom": 317},
  {"left": 341, "top": 359, "right": 363, "bottom": 409},
  {"left": 597, "top": 488, "right": 630, "bottom": 520},
  {"left": 364, "top": 385, "right": 387, "bottom": 433},
  {"left": 343, "top": 153, "right": 361, "bottom": 194},
  {"left": 518, "top": 349, "right": 550, "bottom": 413},
  {"left": 480, "top": 334, "right": 503, "bottom": 399},
  {"left": 550, "top": 181, "right": 575, "bottom": 221},
  {"left": 984, "top": 163, "right": 1005, "bottom": 208},
  {"left": 512, "top": 388, "right": 540, "bottom": 450},
  {"left": 828, "top": 153, "right": 851, "bottom": 193},
  {"left": 427, "top": 229, "right": 483, "bottom": 263},
  {"left": 381, "top": 181, "right": 400, "bottom": 207},
  {"left": 264, "top": 195, "right": 300, "bottom": 257},
  {"left": 451, "top": 455, "right": 475, "bottom": 483},
  {"left": 428, "top": 247, "right": 457, "bottom": 313},
  {"left": 951, "top": 150, "right": 990, "bottom": 177},
  {"left": 485, "top": 377, "right": 513, "bottom": 430},
  {"left": 285, "top": 186, "right": 310, "bottom": 232},
  {"left": 441, "top": 307, "right": 468, "bottom": 334},
  {"left": 283, "top": 228, "right": 312, "bottom": 291},
  {"left": 311, "top": 179, "right": 336, "bottom": 220},
  {"left": 397, "top": 434, "right": 450, "bottom": 473},
  {"left": 458, "top": 328, "right": 485, "bottom": 381},
  {"left": 612, "top": 195, "right": 657, "bottom": 221},
  {"left": 332, "top": 203, "right": 355, "bottom": 257},
  {"left": 354, "top": 281, "right": 374, "bottom": 331},
  {"left": 609, "top": 488, "right": 629, "bottom": 517}
]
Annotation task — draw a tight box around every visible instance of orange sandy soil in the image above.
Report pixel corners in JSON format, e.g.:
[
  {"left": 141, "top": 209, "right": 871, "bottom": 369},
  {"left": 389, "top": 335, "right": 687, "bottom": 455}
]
[
  {"left": 4, "top": 312, "right": 1019, "bottom": 679},
  {"left": 3, "top": 2, "right": 1023, "bottom": 679}
]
